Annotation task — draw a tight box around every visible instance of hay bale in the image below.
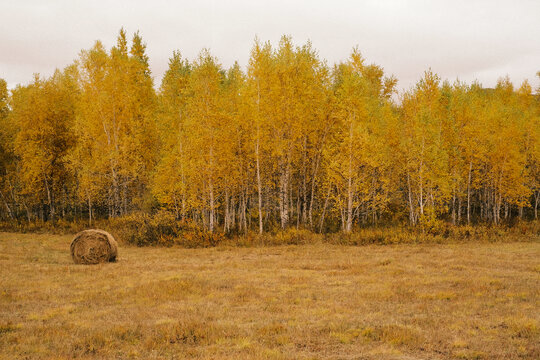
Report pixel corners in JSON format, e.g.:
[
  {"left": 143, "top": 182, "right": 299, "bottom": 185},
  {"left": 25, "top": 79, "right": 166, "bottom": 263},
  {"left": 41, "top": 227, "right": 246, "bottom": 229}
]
[{"left": 70, "top": 229, "right": 118, "bottom": 265}]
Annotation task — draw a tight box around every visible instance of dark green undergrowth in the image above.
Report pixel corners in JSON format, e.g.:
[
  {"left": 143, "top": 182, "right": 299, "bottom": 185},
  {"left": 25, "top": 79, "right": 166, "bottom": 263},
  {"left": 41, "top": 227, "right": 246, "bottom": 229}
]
[{"left": 0, "top": 212, "right": 538, "bottom": 247}]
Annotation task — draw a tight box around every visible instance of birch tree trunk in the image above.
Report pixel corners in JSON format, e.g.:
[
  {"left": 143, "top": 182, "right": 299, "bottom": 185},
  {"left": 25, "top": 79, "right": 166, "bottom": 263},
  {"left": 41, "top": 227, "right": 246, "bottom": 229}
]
[
  {"left": 345, "top": 118, "right": 354, "bottom": 233},
  {"left": 467, "top": 160, "right": 472, "bottom": 225}
]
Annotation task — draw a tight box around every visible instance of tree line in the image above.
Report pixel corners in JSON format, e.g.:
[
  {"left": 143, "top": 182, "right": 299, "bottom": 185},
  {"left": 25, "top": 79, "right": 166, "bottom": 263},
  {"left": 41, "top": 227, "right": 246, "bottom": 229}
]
[{"left": 0, "top": 30, "right": 539, "bottom": 233}]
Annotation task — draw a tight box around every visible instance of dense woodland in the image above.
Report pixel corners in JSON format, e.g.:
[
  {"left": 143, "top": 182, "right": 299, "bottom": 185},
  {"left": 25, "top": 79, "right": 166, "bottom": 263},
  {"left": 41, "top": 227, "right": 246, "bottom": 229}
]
[{"left": 0, "top": 30, "right": 539, "bottom": 234}]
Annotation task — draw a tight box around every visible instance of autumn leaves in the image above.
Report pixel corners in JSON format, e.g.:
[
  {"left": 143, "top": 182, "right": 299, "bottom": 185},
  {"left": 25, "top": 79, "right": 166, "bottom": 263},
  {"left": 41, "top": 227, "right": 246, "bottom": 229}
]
[{"left": 0, "top": 30, "right": 538, "bottom": 233}]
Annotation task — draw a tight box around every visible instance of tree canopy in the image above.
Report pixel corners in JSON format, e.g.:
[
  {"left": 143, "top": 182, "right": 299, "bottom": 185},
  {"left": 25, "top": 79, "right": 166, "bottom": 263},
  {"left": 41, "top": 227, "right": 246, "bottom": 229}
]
[{"left": 1, "top": 30, "right": 539, "bottom": 232}]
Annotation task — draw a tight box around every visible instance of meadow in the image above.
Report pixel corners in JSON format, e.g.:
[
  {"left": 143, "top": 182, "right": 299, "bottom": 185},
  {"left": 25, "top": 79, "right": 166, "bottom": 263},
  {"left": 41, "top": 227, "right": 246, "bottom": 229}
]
[{"left": 0, "top": 232, "right": 538, "bottom": 359}]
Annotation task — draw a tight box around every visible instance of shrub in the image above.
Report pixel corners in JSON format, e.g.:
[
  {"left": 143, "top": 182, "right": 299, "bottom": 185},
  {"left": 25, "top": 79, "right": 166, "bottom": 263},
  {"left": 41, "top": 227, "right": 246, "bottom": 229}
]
[
  {"left": 106, "top": 211, "right": 226, "bottom": 247},
  {"left": 0, "top": 215, "right": 538, "bottom": 248},
  {"left": 271, "top": 228, "right": 321, "bottom": 245}
]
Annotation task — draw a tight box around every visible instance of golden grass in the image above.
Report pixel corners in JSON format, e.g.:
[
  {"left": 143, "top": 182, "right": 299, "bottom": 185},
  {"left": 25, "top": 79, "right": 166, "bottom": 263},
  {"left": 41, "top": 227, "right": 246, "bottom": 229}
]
[{"left": 0, "top": 232, "right": 538, "bottom": 359}]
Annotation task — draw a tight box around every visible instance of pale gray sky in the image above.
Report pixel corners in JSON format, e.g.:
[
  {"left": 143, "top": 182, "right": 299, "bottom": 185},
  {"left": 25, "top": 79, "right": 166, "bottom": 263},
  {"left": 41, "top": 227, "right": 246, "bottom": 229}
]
[{"left": 1, "top": 0, "right": 539, "bottom": 93}]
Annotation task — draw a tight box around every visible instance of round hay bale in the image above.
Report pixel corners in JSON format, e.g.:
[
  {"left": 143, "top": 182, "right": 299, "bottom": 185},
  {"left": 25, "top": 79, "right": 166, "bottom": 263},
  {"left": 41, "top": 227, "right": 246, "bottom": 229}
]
[{"left": 70, "top": 229, "right": 118, "bottom": 265}]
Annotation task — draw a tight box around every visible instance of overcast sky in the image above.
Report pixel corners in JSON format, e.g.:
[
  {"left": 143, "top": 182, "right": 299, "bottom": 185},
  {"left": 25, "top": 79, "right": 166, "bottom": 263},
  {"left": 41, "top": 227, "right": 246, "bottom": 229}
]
[{"left": 1, "top": 0, "right": 539, "bottom": 94}]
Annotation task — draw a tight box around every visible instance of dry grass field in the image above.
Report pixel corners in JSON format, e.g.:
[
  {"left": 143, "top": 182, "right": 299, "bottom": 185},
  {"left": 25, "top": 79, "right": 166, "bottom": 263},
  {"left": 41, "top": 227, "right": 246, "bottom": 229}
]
[{"left": 0, "top": 232, "right": 539, "bottom": 359}]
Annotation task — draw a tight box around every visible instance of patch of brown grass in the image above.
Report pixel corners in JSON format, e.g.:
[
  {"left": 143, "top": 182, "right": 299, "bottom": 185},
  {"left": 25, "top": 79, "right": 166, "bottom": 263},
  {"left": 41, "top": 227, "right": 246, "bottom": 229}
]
[{"left": 0, "top": 232, "right": 538, "bottom": 359}]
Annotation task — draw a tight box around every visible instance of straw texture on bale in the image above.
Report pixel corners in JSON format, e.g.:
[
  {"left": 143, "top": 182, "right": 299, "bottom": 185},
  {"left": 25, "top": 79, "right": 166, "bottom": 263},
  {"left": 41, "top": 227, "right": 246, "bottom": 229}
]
[{"left": 70, "top": 229, "right": 118, "bottom": 264}]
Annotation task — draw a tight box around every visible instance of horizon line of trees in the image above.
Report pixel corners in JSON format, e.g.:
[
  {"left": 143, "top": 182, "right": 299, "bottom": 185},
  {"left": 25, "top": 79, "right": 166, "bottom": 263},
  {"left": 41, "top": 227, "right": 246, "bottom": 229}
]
[{"left": 0, "top": 29, "right": 539, "bottom": 233}]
